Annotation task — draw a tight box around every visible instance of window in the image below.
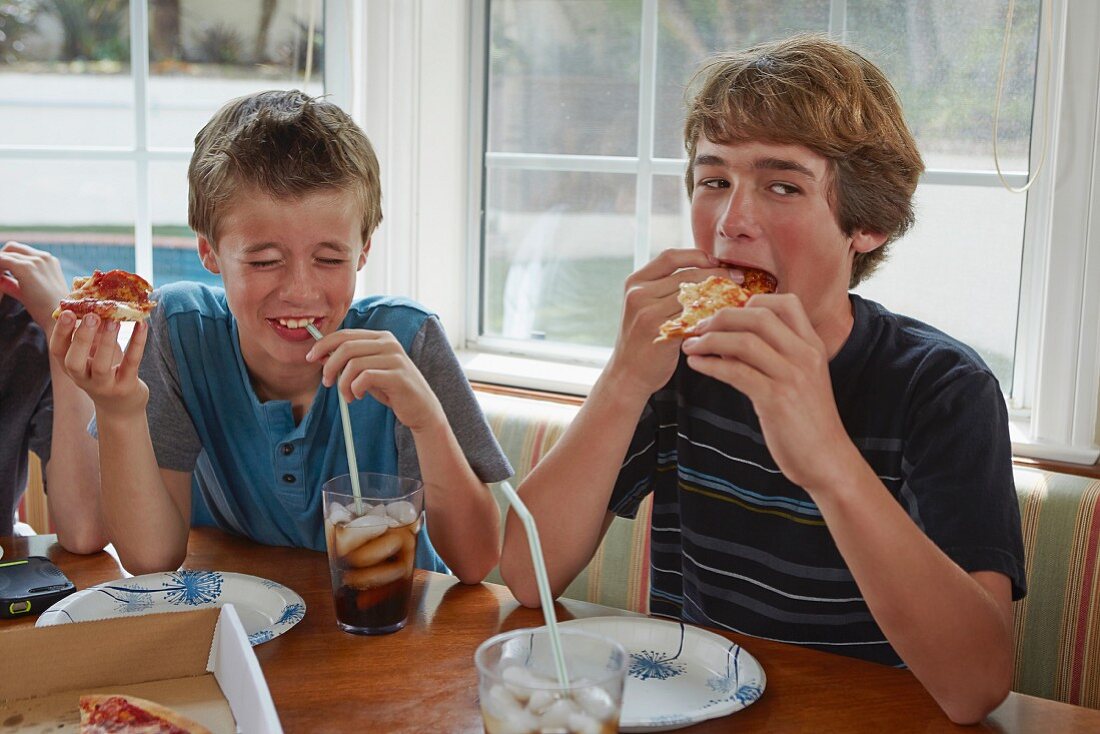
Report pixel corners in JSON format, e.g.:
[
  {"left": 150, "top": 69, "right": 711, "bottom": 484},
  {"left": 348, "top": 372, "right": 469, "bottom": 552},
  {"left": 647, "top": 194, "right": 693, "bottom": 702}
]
[
  {"left": 0, "top": 0, "right": 340, "bottom": 289},
  {"left": 459, "top": 0, "right": 1099, "bottom": 463}
]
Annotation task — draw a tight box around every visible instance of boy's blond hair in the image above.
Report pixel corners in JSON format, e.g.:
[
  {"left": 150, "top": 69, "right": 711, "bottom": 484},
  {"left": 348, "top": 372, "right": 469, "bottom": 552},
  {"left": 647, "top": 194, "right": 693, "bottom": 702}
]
[
  {"left": 188, "top": 90, "right": 382, "bottom": 247},
  {"left": 684, "top": 34, "right": 924, "bottom": 286}
]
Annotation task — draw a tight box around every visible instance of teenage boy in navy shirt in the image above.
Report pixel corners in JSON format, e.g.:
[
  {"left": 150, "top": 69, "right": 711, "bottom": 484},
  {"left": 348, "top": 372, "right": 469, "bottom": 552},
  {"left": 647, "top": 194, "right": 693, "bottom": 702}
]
[
  {"left": 502, "top": 35, "right": 1025, "bottom": 724},
  {"left": 54, "top": 91, "right": 511, "bottom": 579}
]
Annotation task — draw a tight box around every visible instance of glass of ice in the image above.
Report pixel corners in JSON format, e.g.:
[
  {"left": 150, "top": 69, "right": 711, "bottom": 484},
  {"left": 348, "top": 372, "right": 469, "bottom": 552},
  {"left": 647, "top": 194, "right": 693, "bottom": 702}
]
[
  {"left": 475, "top": 627, "right": 627, "bottom": 734},
  {"left": 322, "top": 472, "right": 424, "bottom": 635}
]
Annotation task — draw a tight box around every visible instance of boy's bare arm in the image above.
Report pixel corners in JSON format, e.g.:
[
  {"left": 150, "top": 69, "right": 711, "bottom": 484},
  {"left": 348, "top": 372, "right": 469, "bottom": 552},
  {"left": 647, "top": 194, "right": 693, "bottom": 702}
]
[
  {"left": 501, "top": 248, "right": 733, "bottom": 606},
  {"left": 97, "top": 413, "right": 192, "bottom": 574},
  {"left": 407, "top": 417, "right": 500, "bottom": 584},
  {"left": 52, "top": 314, "right": 191, "bottom": 573},
  {"left": 500, "top": 373, "right": 650, "bottom": 606},
  {"left": 684, "top": 294, "right": 1013, "bottom": 723},
  {"left": 44, "top": 345, "right": 107, "bottom": 553},
  {"left": 310, "top": 328, "right": 506, "bottom": 583},
  {"left": 812, "top": 460, "right": 1013, "bottom": 725}
]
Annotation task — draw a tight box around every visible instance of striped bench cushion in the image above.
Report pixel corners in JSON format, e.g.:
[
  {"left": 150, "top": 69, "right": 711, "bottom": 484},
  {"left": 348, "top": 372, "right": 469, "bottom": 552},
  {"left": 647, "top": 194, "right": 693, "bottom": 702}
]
[
  {"left": 478, "top": 391, "right": 651, "bottom": 613},
  {"left": 1013, "top": 467, "right": 1100, "bottom": 709}
]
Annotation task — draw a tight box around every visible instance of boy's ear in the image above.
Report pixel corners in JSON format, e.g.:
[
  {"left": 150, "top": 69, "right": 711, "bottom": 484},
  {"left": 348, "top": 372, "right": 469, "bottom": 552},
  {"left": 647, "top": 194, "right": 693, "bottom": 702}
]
[
  {"left": 356, "top": 239, "right": 371, "bottom": 271},
  {"left": 197, "top": 235, "right": 222, "bottom": 274},
  {"left": 849, "top": 228, "right": 887, "bottom": 255}
]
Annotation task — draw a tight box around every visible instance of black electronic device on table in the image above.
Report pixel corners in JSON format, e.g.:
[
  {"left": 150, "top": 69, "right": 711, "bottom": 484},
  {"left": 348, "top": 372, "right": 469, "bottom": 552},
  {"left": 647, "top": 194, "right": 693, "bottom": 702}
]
[{"left": 0, "top": 555, "right": 76, "bottom": 618}]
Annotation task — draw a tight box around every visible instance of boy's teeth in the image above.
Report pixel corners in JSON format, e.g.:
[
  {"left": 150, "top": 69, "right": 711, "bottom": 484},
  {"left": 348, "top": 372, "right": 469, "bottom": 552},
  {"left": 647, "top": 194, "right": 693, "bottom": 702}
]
[{"left": 278, "top": 317, "right": 313, "bottom": 329}]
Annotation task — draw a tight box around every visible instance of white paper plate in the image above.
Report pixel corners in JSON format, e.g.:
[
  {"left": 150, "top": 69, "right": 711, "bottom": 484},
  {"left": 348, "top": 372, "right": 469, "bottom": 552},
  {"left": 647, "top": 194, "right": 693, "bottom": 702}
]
[
  {"left": 37, "top": 570, "right": 305, "bottom": 645},
  {"left": 560, "top": 616, "right": 765, "bottom": 732}
]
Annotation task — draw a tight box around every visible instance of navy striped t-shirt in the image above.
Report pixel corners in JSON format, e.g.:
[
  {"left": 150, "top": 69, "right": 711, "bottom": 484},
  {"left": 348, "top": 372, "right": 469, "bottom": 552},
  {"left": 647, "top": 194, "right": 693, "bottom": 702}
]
[{"left": 608, "top": 294, "right": 1026, "bottom": 666}]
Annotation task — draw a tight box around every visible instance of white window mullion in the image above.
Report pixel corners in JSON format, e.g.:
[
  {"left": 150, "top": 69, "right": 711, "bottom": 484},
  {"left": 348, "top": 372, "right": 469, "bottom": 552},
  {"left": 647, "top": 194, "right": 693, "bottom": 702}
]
[
  {"left": 920, "top": 169, "right": 1029, "bottom": 187},
  {"left": 323, "top": 1, "right": 355, "bottom": 115},
  {"left": 828, "top": 0, "right": 848, "bottom": 41},
  {"left": 486, "top": 152, "right": 639, "bottom": 174},
  {"left": 633, "top": 0, "right": 659, "bottom": 269},
  {"left": 467, "top": 0, "right": 490, "bottom": 345},
  {"left": 130, "top": 0, "right": 152, "bottom": 282}
]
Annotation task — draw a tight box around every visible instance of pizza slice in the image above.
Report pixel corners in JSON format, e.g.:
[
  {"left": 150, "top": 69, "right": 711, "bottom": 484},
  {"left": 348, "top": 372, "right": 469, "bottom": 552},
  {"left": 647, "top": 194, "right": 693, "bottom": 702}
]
[
  {"left": 656, "top": 268, "right": 777, "bottom": 342},
  {"left": 79, "top": 694, "right": 212, "bottom": 734},
  {"left": 52, "top": 269, "right": 157, "bottom": 322}
]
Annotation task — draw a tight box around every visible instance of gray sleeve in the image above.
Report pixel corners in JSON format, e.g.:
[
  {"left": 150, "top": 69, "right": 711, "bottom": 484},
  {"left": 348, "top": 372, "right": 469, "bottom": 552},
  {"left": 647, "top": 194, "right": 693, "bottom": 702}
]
[
  {"left": 397, "top": 317, "right": 513, "bottom": 483},
  {"left": 28, "top": 382, "right": 53, "bottom": 468},
  {"left": 89, "top": 304, "right": 202, "bottom": 472}
]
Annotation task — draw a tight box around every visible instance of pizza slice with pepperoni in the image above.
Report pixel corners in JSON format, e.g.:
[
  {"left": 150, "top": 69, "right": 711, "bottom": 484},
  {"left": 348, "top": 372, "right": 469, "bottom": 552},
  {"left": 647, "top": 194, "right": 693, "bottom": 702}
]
[
  {"left": 656, "top": 268, "right": 777, "bottom": 342},
  {"left": 79, "top": 694, "right": 212, "bottom": 734},
  {"left": 52, "top": 269, "right": 157, "bottom": 321}
]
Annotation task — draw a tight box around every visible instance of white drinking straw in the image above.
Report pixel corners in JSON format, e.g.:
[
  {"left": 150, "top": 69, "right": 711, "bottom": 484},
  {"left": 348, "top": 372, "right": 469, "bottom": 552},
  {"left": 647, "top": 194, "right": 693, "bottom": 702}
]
[
  {"left": 306, "top": 324, "right": 362, "bottom": 509},
  {"left": 497, "top": 480, "right": 570, "bottom": 688}
]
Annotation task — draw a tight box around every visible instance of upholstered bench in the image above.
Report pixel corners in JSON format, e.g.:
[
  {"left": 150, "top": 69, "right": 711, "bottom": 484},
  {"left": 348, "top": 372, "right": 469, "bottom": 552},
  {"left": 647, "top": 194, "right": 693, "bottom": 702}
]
[
  {"left": 1012, "top": 468, "right": 1100, "bottom": 708},
  {"left": 475, "top": 389, "right": 1100, "bottom": 710},
  {"left": 478, "top": 390, "right": 652, "bottom": 613}
]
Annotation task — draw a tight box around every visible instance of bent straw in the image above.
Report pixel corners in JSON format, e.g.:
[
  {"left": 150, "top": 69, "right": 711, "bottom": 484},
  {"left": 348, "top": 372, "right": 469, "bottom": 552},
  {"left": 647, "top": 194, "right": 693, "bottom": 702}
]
[
  {"left": 305, "top": 324, "right": 362, "bottom": 510},
  {"left": 497, "top": 480, "right": 570, "bottom": 688}
]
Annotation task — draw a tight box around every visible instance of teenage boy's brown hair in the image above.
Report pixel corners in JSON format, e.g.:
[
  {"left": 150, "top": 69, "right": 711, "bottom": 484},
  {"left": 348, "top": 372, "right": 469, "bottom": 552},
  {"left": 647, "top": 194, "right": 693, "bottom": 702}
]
[
  {"left": 683, "top": 34, "right": 925, "bottom": 286},
  {"left": 188, "top": 90, "right": 382, "bottom": 247}
]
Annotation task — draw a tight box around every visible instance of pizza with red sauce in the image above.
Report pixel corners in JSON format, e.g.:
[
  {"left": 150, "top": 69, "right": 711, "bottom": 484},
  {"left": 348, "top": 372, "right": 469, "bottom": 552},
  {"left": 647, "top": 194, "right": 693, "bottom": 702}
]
[
  {"left": 79, "top": 694, "right": 212, "bottom": 734},
  {"left": 52, "top": 269, "right": 157, "bottom": 322},
  {"left": 656, "top": 267, "right": 777, "bottom": 342}
]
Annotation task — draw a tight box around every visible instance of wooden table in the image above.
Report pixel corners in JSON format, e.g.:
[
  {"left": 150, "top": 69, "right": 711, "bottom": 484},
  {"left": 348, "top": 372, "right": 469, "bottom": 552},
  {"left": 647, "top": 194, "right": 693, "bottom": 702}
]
[{"left": 4, "top": 529, "right": 1098, "bottom": 733}]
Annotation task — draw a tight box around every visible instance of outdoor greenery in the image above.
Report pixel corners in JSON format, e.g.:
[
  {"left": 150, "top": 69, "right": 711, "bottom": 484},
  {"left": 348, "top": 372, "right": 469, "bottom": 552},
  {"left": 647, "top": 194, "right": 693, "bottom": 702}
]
[{"left": 0, "top": 0, "right": 322, "bottom": 74}]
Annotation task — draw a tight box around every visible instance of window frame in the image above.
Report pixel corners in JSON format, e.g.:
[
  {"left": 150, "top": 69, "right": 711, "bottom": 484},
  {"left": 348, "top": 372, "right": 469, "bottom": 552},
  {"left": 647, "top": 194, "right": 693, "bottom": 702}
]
[
  {"left": 444, "top": 0, "right": 1098, "bottom": 463},
  {"left": 0, "top": 0, "right": 347, "bottom": 287}
]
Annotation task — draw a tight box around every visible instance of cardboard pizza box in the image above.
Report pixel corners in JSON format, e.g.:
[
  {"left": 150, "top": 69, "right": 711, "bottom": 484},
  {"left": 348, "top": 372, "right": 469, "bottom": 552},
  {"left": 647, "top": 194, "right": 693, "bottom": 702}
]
[{"left": 0, "top": 604, "right": 282, "bottom": 733}]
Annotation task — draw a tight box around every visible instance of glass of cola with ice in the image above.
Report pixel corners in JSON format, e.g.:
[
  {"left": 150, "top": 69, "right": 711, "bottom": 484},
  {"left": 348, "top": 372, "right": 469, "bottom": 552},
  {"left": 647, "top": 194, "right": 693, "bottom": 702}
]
[{"left": 322, "top": 472, "right": 424, "bottom": 635}]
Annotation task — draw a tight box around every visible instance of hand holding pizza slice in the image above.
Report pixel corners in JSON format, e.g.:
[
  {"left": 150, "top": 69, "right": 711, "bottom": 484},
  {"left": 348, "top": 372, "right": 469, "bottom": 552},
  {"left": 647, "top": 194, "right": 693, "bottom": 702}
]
[
  {"left": 655, "top": 267, "right": 777, "bottom": 342},
  {"left": 79, "top": 694, "right": 212, "bottom": 734},
  {"left": 52, "top": 269, "right": 157, "bottom": 322}
]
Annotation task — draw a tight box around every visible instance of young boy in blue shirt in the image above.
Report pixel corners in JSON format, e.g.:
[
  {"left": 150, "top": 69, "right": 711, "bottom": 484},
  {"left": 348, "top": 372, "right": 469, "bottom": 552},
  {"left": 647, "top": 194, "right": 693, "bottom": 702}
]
[
  {"left": 53, "top": 90, "right": 511, "bottom": 580},
  {"left": 501, "top": 35, "right": 1024, "bottom": 724}
]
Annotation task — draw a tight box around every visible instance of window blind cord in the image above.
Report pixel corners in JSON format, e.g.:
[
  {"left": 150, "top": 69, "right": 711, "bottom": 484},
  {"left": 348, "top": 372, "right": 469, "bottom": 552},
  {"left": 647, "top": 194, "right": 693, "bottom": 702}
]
[{"left": 993, "top": 0, "right": 1052, "bottom": 194}]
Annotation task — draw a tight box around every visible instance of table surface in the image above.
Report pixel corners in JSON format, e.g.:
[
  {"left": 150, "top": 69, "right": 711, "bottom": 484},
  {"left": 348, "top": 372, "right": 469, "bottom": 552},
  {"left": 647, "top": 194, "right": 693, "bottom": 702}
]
[{"left": 4, "top": 529, "right": 1098, "bottom": 733}]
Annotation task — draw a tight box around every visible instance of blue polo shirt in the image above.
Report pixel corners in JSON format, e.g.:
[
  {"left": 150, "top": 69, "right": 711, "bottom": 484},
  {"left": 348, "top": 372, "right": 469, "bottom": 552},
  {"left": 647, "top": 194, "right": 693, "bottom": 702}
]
[{"left": 113, "top": 283, "right": 512, "bottom": 572}]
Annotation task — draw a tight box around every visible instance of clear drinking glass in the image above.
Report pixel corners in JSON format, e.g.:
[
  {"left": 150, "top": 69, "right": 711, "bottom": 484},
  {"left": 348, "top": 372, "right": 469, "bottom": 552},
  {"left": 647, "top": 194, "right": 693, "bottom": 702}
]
[
  {"left": 475, "top": 627, "right": 627, "bottom": 734},
  {"left": 321, "top": 473, "right": 424, "bottom": 635}
]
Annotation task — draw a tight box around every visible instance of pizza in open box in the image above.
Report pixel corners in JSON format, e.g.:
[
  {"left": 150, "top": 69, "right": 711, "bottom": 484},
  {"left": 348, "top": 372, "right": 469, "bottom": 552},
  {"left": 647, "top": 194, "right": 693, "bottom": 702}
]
[{"left": 79, "top": 694, "right": 212, "bottom": 734}]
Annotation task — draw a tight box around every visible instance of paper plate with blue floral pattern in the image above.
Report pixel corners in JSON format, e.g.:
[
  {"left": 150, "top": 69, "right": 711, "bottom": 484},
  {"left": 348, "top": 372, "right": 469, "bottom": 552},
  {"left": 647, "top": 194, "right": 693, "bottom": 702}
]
[
  {"left": 36, "top": 570, "right": 305, "bottom": 645},
  {"left": 560, "top": 616, "right": 765, "bottom": 732}
]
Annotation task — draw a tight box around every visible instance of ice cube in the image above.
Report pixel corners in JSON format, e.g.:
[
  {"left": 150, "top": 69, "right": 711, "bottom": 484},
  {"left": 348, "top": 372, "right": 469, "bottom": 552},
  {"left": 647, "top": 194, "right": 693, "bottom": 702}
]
[
  {"left": 368, "top": 503, "right": 389, "bottom": 517},
  {"left": 327, "top": 502, "right": 353, "bottom": 525},
  {"left": 501, "top": 665, "right": 542, "bottom": 703},
  {"left": 573, "top": 686, "right": 616, "bottom": 721},
  {"left": 536, "top": 698, "right": 580, "bottom": 730},
  {"left": 492, "top": 707, "right": 539, "bottom": 734},
  {"left": 334, "top": 515, "right": 389, "bottom": 556},
  {"left": 386, "top": 500, "right": 418, "bottom": 526},
  {"left": 485, "top": 684, "right": 524, "bottom": 717},
  {"left": 526, "top": 688, "right": 558, "bottom": 715},
  {"left": 567, "top": 710, "right": 604, "bottom": 734},
  {"left": 347, "top": 513, "right": 390, "bottom": 530}
]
